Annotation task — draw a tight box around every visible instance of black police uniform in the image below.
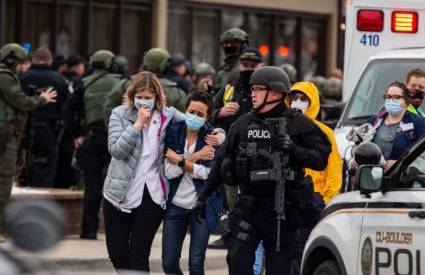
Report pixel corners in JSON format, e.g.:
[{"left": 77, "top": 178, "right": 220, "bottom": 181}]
[
  {"left": 20, "top": 64, "right": 69, "bottom": 187},
  {"left": 198, "top": 102, "right": 331, "bottom": 275}
]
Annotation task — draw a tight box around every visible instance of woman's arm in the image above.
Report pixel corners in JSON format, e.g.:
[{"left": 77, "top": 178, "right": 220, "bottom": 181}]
[{"left": 108, "top": 108, "right": 140, "bottom": 160}]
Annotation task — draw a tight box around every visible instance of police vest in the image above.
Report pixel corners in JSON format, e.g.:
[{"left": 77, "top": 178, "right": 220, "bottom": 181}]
[
  {"left": 0, "top": 68, "right": 25, "bottom": 123},
  {"left": 83, "top": 71, "right": 120, "bottom": 125}
]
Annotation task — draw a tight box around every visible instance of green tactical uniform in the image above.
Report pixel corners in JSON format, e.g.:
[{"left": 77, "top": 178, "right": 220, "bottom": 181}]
[
  {"left": 159, "top": 77, "right": 186, "bottom": 112},
  {"left": 214, "top": 57, "right": 240, "bottom": 94},
  {"left": 0, "top": 64, "right": 46, "bottom": 229},
  {"left": 103, "top": 77, "right": 131, "bottom": 125},
  {"left": 83, "top": 70, "right": 121, "bottom": 126}
]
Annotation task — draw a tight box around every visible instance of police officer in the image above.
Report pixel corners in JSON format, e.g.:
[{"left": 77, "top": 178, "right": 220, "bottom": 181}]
[
  {"left": 20, "top": 47, "right": 70, "bottom": 187},
  {"left": 193, "top": 62, "right": 216, "bottom": 94},
  {"left": 165, "top": 54, "right": 191, "bottom": 93},
  {"left": 214, "top": 28, "right": 249, "bottom": 93},
  {"left": 142, "top": 48, "right": 186, "bottom": 111},
  {"left": 64, "top": 49, "right": 121, "bottom": 239},
  {"left": 0, "top": 43, "right": 56, "bottom": 231},
  {"left": 195, "top": 66, "right": 331, "bottom": 274}
]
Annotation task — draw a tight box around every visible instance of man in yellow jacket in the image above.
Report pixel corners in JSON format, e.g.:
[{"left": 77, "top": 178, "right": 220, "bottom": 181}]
[{"left": 287, "top": 81, "right": 342, "bottom": 203}]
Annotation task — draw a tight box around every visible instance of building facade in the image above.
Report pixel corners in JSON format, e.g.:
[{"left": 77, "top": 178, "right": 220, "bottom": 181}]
[{"left": 0, "top": 0, "right": 342, "bottom": 78}]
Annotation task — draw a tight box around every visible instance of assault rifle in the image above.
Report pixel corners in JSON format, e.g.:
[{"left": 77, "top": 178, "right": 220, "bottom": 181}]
[{"left": 249, "top": 117, "right": 294, "bottom": 252}]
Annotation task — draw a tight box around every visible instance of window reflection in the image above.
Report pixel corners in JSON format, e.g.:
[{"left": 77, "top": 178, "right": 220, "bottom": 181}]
[
  {"left": 275, "top": 18, "right": 296, "bottom": 66},
  {"left": 90, "top": 3, "right": 115, "bottom": 52},
  {"left": 168, "top": 7, "right": 191, "bottom": 60},
  {"left": 249, "top": 14, "right": 272, "bottom": 65},
  {"left": 192, "top": 9, "right": 219, "bottom": 67}
]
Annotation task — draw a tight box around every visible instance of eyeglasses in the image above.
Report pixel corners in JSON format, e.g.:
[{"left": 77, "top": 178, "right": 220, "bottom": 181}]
[
  {"left": 250, "top": 86, "right": 268, "bottom": 93},
  {"left": 383, "top": 94, "right": 405, "bottom": 100},
  {"left": 289, "top": 93, "right": 309, "bottom": 102}
]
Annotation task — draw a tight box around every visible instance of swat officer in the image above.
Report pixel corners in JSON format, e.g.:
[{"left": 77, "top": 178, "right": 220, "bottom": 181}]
[
  {"left": 63, "top": 50, "right": 121, "bottom": 239},
  {"left": 214, "top": 28, "right": 249, "bottom": 93},
  {"left": 193, "top": 62, "right": 216, "bottom": 94},
  {"left": 142, "top": 48, "right": 186, "bottom": 111},
  {"left": 0, "top": 43, "right": 56, "bottom": 231},
  {"left": 195, "top": 66, "right": 331, "bottom": 274}
]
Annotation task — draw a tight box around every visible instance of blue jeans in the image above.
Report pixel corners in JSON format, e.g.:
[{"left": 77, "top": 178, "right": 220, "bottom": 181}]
[
  {"left": 162, "top": 203, "right": 210, "bottom": 275},
  {"left": 253, "top": 241, "right": 264, "bottom": 275}
]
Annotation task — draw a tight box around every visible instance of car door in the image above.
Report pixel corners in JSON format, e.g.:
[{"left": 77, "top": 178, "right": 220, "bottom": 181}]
[{"left": 358, "top": 142, "right": 425, "bottom": 275}]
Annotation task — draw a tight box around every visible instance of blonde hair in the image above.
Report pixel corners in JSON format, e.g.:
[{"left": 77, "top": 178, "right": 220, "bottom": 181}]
[{"left": 125, "top": 71, "right": 167, "bottom": 109}]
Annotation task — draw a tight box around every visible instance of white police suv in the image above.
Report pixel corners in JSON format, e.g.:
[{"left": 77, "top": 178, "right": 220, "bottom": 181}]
[{"left": 301, "top": 136, "right": 425, "bottom": 275}]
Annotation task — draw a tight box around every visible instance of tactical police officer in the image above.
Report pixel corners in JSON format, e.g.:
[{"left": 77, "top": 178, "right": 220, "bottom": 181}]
[
  {"left": 0, "top": 43, "right": 56, "bottom": 231},
  {"left": 63, "top": 50, "right": 121, "bottom": 239},
  {"left": 214, "top": 28, "right": 249, "bottom": 93},
  {"left": 195, "top": 66, "right": 331, "bottom": 274},
  {"left": 193, "top": 62, "right": 216, "bottom": 94}
]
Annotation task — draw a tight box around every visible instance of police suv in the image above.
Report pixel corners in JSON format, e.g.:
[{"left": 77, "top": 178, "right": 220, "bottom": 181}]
[
  {"left": 335, "top": 0, "right": 425, "bottom": 162},
  {"left": 301, "top": 136, "right": 425, "bottom": 275}
]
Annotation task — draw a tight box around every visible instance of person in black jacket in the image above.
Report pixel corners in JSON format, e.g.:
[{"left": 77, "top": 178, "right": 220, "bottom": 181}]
[
  {"left": 20, "top": 47, "right": 70, "bottom": 187},
  {"left": 165, "top": 54, "right": 191, "bottom": 94},
  {"left": 194, "top": 66, "right": 331, "bottom": 275}
]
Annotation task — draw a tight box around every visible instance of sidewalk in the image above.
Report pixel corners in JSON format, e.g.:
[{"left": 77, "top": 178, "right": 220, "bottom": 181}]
[{"left": 10, "top": 233, "right": 227, "bottom": 274}]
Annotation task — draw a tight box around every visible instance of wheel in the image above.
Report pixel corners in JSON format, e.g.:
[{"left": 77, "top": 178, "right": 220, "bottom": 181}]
[{"left": 312, "top": 260, "right": 341, "bottom": 275}]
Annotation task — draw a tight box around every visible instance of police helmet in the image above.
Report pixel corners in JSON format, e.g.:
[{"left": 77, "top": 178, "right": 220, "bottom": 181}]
[
  {"left": 0, "top": 43, "right": 27, "bottom": 65},
  {"left": 142, "top": 48, "right": 171, "bottom": 75},
  {"left": 112, "top": 55, "right": 129, "bottom": 75},
  {"left": 279, "top": 63, "right": 298, "bottom": 84},
  {"left": 89, "top": 50, "right": 115, "bottom": 70},
  {"left": 249, "top": 66, "right": 291, "bottom": 94},
  {"left": 354, "top": 142, "right": 382, "bottom": 166},
  {"left": 309, "top": 75, "right": 327, "bottom": 94},
  {"left": 324, "top": 77, "right": 342, "bottom": 99},
  {"left": 219, "top": 28, "right": 249, "bottom": 44},
  {"left": 194, "top": 62, "right": 216, "bottom": 76}
]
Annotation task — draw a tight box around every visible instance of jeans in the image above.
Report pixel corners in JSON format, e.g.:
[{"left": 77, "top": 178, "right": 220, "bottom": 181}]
[
  {"left": 253, "top": 241, "right": 264, "bottom": 275},
  {"left": 103, "top": 189, "right": 164, "bottom": 272},
  {"left": 162, "top": 203, "right": 210, "bottom": 275}
]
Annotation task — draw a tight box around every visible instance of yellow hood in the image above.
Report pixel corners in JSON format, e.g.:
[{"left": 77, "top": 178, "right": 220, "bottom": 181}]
[{"left": 289, "top": 81, "right": 320, "bottom": 120}]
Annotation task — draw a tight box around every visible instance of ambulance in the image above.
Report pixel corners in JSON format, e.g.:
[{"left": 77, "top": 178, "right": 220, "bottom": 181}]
[
  {"left": 301, "top": 136, "right": 425, "bottom": 275},
  {"left": 334, "top": 0, "right": 425, "bottom": 161}
]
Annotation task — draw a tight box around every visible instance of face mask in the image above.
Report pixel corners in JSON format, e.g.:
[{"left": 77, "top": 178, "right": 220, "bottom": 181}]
[
  {"left": 134, "top": 98, "right": 155, "bottom": 110},
  {"left": 384, "top": 99, "right": 403, "bottom": 116},
  {"left": 223, "top": 46, "right": 239, "bottom": 57},
  {"left": 290, "top": 99, "right": 309, "bottom": 113},
  {"left": 240, "top": 70, "right": 254, "bottom": 87},
  {"left": 185, "top": 113, "right": 205, "bottom": 130}
]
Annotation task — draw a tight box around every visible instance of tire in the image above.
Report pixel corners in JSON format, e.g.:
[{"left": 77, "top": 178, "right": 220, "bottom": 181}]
[{"left": 312, "top": 260, "right": 341, "bottom": 275}]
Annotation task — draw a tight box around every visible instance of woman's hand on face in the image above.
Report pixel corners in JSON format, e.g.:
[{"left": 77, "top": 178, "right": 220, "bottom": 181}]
[
  {"left": 134, "top": 106, "right": 152, "bottom": 129},
  {"left": 205, "top": 129, "right": 225, "bottom": 146},
  {"left": 196, "top": 145, "right": 215, "bottom": 161},
  {"left": 166, "top": 148, "right": 182, "bottom": 165}
]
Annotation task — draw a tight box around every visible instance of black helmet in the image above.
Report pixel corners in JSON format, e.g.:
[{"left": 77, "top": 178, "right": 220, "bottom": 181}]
[
  {"left": 249, "top": 66, "right": 291, "bottom": 94},
  {"left": 354, "top": 142, "right": 382, "bottom": 166}
]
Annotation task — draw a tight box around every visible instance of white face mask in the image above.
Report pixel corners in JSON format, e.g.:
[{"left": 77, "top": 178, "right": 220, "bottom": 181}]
[{"left": 290, "top": 99, "right": 309, "bottom": 113}]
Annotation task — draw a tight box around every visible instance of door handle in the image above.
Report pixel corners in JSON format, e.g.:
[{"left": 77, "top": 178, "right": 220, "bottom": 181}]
[{"left": 408, "top": 210, "right": 425, "bottom": 219}]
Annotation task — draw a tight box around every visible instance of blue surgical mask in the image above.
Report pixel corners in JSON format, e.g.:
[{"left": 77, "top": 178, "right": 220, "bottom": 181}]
[
  {"left": 185, "top": 113, "right": 205, "bottom": 130},
  {"left": 134, "top": 98, "right": 155, "bottom": 110},
  {"left": 384, "top": 99, "right": 403, "bottom": 116}
]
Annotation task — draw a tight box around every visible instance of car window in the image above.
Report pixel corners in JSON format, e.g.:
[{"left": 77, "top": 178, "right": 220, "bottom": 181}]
[
  {"left": 342, "top": 59, "right": 425, "bottom": 125},
  {"left": 400, "top": 150, "right": 425, "bottom": 188}
]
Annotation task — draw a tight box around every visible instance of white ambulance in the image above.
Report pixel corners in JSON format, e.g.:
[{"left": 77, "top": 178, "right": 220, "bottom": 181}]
[
  {"left": 335, "top": 0, "right": 425, "bottom": 160},
  {"left": 301, "top": 136, "right": 425, "bottom": 275}
]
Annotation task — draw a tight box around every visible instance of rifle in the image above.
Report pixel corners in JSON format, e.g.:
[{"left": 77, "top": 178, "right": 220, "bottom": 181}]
[{"left": 249, "top": 117, "right": 294, "bottom": 252}]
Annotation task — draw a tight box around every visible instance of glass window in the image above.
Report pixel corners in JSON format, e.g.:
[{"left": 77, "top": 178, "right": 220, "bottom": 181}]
[
  {"left": 398, "top": 149, "right": 425, "bottom": 188},
  {"left": 168, "top": 6, "right": 191, "bottom": 60},
  {"left": 300, "top": 22, "right": 321, "bottom": 80},
  {"left": 4, "top": 0, "right": 17, "bottom": 43},
  {"left": 344, "top": 59, "right": 425, "bottom": 125},
  {"left": 249, "top": 13, "right": 272, "bottom": 65},
  {"left": 275, "top": 17, "right": 297, "bottom": 66},
  {"left": 122, "top": 4, "right": 151, "bottom": 73},
  {"left": 90, "top": 3, "right": 115, "bottom": 52},
  {"left": 58, "top": 3, "right": 84, "bottom": 57},
  {"left": 192, "top": 9, "right": 219, "bottom": 66},
  {"left": 23, "top": 1, "right": 52, "bottom": 49}
]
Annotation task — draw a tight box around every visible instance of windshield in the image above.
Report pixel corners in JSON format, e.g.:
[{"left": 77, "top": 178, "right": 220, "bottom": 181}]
[{"left": 342, "top": 59, "right": 425, "bottom": 125}]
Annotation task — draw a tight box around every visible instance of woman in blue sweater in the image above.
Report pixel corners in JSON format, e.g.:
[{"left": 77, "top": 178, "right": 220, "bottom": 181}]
[{"left": 162, "top": 91, "right": 223, "bottom": 275}]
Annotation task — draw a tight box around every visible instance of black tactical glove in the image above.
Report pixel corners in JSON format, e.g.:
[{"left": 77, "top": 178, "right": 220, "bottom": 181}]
[
  {"left": 276, "top": 134, "right": 292, "bottom": 152},
  {"left": 194, "top": 200, "right": 206, "bottom": 224}
]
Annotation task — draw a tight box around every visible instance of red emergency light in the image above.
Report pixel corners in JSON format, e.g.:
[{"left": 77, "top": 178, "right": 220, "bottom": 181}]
[
  {"left": 357, "top": 9, "right": 384, "bottom": 32},
  {"left": 392, "top": 11, "right": 418, "bottom": 33}
]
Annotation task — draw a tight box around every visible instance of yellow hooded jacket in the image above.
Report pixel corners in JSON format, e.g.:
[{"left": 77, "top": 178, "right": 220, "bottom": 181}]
[{"left": 289, "top": 82, "right": 342, "bottom": 203}]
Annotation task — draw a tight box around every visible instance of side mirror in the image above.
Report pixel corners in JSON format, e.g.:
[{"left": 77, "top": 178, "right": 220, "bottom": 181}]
[{"left": 355, "top": 165, "right": 384, "bottom": 194}]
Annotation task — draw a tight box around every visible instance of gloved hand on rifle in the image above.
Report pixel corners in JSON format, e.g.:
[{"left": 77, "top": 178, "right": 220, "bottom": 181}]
[
  {"left": 194, "top": 199, "right": 206, "bottom": 224},
  {"left": 276, "top": 134, "right": 292, "bottom": 152}
]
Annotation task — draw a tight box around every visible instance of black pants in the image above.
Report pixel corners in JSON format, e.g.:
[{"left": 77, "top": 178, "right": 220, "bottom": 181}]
[
  {"left": 103, "top": 189, "right": 165, "bottom": 272},
  {"left": 226, "top": 197, "right": 296, "bottom": 275},
  {"left": 76, "top": 130, "right": 110, "bottom": 235},
  {"left": 54, "top": 129, "right": 80, "bottom": 188}
]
